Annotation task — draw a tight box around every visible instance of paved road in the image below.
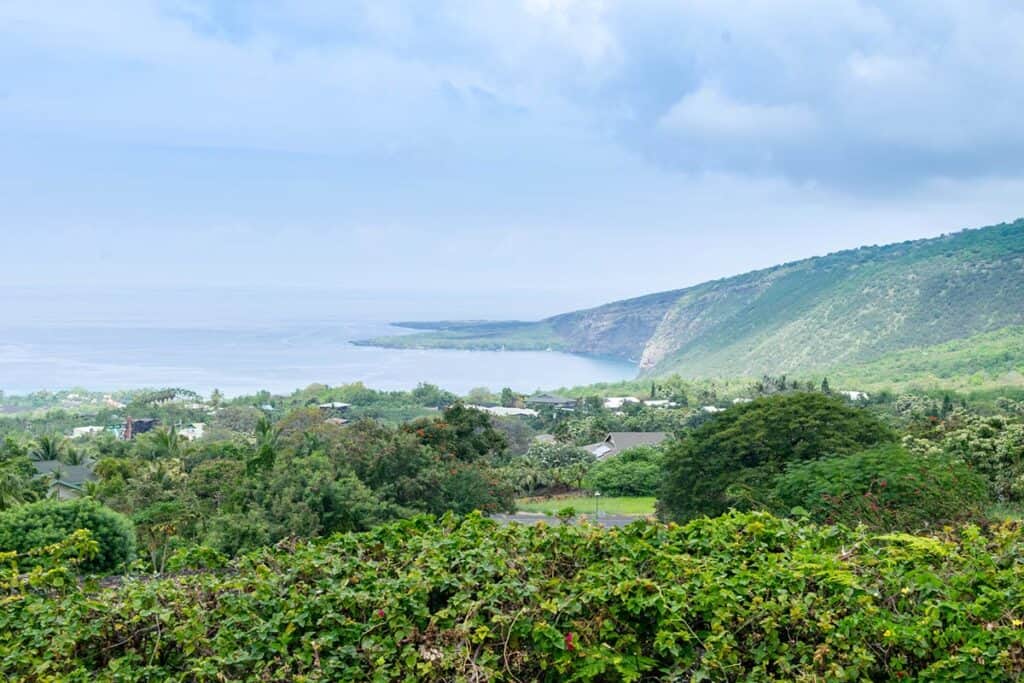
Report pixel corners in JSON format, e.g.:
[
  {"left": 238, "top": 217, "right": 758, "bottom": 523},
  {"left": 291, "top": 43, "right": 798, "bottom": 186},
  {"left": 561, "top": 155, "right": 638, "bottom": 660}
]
[{"left": 491, "top": 513, "right": 652, "bottom": 528}]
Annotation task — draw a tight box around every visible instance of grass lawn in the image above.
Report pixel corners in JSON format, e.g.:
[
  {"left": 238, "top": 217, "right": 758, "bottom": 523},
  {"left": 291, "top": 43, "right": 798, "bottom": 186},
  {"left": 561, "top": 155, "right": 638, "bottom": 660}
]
[
  {"left": 516, "top": 495, "right": 656, "bottom": 516},
  {"left": 987, "top": 502, "right": 1024, "bottom": 521}
]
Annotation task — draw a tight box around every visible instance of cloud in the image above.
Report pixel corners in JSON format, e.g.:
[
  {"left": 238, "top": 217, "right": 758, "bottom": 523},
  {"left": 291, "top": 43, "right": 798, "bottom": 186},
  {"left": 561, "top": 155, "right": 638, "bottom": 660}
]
[
  {"left": 659, "top": 85, "right": 817, "bottom": 140},
  {"left": 3, "top": 0, "right": 1023, "bottom": 190}
]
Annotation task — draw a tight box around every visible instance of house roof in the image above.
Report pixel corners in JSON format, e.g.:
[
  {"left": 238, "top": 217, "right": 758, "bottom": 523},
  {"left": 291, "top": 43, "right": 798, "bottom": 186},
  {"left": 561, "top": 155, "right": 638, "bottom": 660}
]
[
  {"left": 32, "top": 460, "right": 97, "bottom": 486},
  {"left": 466, "top": 404, "right": 539, "bottom": 417},
  {"left": 583, "top": 432, "right": 668, "bottom": 460},
  {"left": 525, "top": 393, "right": 576, "bottom": 405}
]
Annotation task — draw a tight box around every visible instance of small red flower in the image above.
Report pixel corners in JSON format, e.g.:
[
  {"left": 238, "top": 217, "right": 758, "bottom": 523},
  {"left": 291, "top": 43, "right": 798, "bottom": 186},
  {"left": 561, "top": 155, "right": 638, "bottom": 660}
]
[
  {"left": 376, "top": 609, "right": 385, "bottom": 619},
  {"left": 565, "top": 632, "right": 575, "bottom": 651}
]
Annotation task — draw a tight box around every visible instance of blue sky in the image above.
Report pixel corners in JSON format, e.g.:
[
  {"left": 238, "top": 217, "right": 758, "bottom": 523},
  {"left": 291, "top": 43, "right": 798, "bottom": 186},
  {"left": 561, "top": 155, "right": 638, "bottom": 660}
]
[{"left": 2, "top": 1, "right": 1023, "bottom": 316}]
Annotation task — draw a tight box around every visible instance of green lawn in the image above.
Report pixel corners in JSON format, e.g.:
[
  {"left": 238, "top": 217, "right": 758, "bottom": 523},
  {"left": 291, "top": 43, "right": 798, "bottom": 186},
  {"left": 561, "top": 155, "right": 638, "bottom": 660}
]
[{"left": 515, "top": 496, "right": 656, "bottom": 516}]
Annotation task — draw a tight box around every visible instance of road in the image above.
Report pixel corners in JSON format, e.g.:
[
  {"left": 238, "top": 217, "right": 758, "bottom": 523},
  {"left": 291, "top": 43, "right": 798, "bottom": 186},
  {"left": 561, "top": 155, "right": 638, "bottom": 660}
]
[{"left": 491, "top": 513, "right": 652, "bottom": 528}]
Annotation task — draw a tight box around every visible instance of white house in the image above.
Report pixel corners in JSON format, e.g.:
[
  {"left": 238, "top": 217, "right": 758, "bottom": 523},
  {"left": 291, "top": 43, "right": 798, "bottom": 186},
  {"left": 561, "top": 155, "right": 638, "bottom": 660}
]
[
  {"left": 603, "top": 396, "right": 641, "bottom": 410},
  {"left": 466, "top": 405, "right": 539, "bottom": 418}
]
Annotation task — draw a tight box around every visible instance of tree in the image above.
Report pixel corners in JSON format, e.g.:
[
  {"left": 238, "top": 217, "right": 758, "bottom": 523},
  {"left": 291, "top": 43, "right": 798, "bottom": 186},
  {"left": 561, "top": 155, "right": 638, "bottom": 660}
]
[
  {"left": 0, "top": 460, "right": 34, "bottom": 510},
  {"left": 820, "top": 377, "right": 831, "bottom": 394},
  {"left": 659, "top": 393, "right": 894, "bottom": 522},
  {"left": 0, "top": 498, "right": 136, "bottom": 573},
  {"left": 30, "top": 434, "right": 65, "bottom": 462},
  {"left": 500, "top": 387, "right": 516, "bottom": 408},
  {"left": 406, "top": 403, "right": 507, "bottom": 464},
  {"left": 210, "top": 388, "right": 224, "bottom": 409},
  {"left": 248, "top": 415, "right": 281, "bottom": 474},
  {"left": 772, "top": 445, "right": 989, "bottom": 531},
  {"left": 138, "top": 426, "right": 185, "bottom": 461},
  {"left": 586, "top": 445, "right": 664, "bottom": 497}
]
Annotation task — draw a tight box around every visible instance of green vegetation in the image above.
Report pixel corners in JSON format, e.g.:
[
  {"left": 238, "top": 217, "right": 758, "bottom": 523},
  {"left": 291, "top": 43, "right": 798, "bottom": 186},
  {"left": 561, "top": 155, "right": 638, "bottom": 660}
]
[
  {"left": 772, "top": 445, "right": 989, "bottom": 531},
  {"left": 658, "top": 393, "right": 894, "bottom": 522},
  {"left": 584, "top": 445, "right": 663, "bottom": 497},
  {"left": 830, "top": 326, "right": 1024, "bottom": 392},
  {"left": 358, "top": 219, "right": 1024, "bottom": 387},
  {"left": 516, "top": 495, "right": 656, "bottom": 516},
  {"left": 3, "top": 512, "right": 1023, "bottom": 680},
  {"left": 4, "top": 375, "right": 1024, "bottom": 679},
  {"left": 0, "top": 498, "right": 135, "bottom": 573}
]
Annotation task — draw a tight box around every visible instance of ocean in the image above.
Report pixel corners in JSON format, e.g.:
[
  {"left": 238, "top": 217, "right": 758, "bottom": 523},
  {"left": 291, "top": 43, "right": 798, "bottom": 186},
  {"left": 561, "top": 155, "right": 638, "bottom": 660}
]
[{"left": 0, "top": 289, "right": 636, "bottom": 397}]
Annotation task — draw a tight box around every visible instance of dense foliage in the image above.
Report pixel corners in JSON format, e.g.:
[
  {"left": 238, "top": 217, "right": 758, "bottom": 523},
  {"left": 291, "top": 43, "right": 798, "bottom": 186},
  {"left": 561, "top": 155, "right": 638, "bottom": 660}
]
[
  {"left": 0, "top": 498, "right": 135, "bottom": 573},
  {"left": 772, "top": 445, "right": 990, "bottom": 531},
  {"left": 904, "top": 409, "right": 1024, "bottom": 503},
  {"left": 2, "top": 512, "right": 1022, "bottom": 680},
  {"left": 658, "top": 393, "right": 895, "bottom": 521},
  {"left": 585, "top": 445, "right": 663, "bottom": 497}
]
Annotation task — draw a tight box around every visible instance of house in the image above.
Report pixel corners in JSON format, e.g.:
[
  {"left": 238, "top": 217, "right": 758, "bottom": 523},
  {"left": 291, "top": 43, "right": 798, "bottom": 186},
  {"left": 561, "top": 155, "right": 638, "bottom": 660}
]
[
  {"left": 603, "top": 396, "right": 641, "bottom": 410},
  {"left": 840, "top": 391, "right": 870, "bottom": 402},
  {"left": 31, "top": 460, "right": 97, "bottom": 500},
  {"left": 732, "top": 398, "right": 753, "bottom": 405},
  {"left": 71, "top": 425, "right": 105, "bottom": 439},
  {"left": 583, "top": 432, "right": 669, "bottom": 460},
  {"left": 643, "top": 399, "right": 677, "bottom": 408},
  {"left": 179, "top": 423, "right": 206, "bottom": 441},
  {"left": 525, "top": 394, "right": 577, "bottom": 411},
  {"left": 701, "top": 406, "right": 724, "bottom": 414},
  {"left": 466, "top": 404, "right": 539, "bottom": 418},
  {"left": 124, "top": 417, "right": 158, "bottom": 439},
  {"left": 318, "top": 402, "right": 352, "bottom": 415}
]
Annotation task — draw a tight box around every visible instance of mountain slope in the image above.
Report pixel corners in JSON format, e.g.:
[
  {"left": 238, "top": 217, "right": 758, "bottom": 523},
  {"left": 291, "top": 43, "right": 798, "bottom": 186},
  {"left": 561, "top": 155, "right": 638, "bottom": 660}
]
[{"left": 360, "top": 219, "right": 1024, "bottom": 378}]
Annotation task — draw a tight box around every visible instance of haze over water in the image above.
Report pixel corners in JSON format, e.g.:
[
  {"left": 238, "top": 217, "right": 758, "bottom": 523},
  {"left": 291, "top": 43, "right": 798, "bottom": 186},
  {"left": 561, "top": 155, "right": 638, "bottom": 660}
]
[{"left": 0, "top": 287, "right": 635, "bottom": 397}]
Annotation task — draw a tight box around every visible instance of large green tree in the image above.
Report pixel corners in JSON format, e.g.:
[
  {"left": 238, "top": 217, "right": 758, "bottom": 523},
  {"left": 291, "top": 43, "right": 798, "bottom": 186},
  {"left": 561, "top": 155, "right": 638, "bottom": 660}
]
[{"left": 659, "top": 392, "right": 894, "bottom": 522}]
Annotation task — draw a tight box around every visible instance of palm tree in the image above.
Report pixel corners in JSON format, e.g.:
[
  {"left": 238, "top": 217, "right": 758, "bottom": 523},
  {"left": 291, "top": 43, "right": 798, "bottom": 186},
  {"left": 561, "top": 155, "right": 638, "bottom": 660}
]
[
  {"left": 30, "top": 434, "right": 64, "bottom": 462},
  {"left": 0, "top": 461, "right": 31, "bottom": 510},
  {"left": 150, "top": 426, "right": 183, "bottom": 460},
  {"left": 248, "top": 415, "right": 281, "bottom": 474}
]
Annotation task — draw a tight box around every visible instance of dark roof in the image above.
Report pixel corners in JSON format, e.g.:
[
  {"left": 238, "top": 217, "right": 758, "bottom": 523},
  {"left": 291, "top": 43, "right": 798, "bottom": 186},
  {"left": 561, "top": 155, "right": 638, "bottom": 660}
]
[
  {"left": 583, "top": 432, "right": 669, "bottom": 460},
  {"left": 32, "top": 460, "right": 97, "bottom": 486},
  {"left": 525, "top": 394, "right": 576, "bottom": 405}
]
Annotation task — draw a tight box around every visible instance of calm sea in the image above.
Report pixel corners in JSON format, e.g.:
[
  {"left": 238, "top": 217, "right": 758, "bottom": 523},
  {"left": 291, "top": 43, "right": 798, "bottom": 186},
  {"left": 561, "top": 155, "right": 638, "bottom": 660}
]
[{"left": 0, "top": 289, "right": 636, "bottom": 396}]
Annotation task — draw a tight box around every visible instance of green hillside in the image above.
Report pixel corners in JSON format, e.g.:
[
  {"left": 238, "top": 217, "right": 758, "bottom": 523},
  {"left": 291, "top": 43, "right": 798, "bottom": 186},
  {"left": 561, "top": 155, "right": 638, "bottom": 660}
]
[{"left": 360, "top": 219, "right": 1024, "bottom": 379}]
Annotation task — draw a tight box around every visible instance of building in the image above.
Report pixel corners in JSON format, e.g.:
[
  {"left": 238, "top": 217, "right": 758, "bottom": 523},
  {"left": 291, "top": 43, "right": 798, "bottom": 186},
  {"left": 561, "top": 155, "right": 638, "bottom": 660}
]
[
  {"left": 525, "top": 394, "right": 577, "bottom": 411},
  {"left": 124, "top": 417, "right": 159, "bottom": 439},
  {"left": 179, "top": 423, "right": 206, "bottom": 441},
  {"left": 583, "top": 432, "right": 669, "bottom": 460},
  {"left": 603, "top": 396, "right": 641, "bottom": 410},
  {"left": 71, "top": 425, "right": 105, "bottom": 439},
  {"left": 31, "top": 460, "right": 97, "bottom": 500},
  {"left": 643, "top": 399, "right": 678, "bottom": 408},
  {"left": 840, "top": 391, "right": 870, "bottom": 402},
  {"left": 318, "top": 402, "right": 352, "bottom": 416},
  {"left": 466, "top": 404, "right": 539, "bottom": 418}
]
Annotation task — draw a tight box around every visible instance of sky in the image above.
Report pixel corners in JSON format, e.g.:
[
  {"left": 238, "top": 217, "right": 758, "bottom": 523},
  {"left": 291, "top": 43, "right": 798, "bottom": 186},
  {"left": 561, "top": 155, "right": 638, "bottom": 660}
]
[{"left": 2, "top": 1, "right": 1023, "bottom": 318}]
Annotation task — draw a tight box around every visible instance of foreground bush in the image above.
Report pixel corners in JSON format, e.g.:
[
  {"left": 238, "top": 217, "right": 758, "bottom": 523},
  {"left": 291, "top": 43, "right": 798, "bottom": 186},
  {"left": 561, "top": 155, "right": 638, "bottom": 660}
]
[
  {"left": 1, "top": 512, "right": 1022, "bottom": 680},
  {"left": 773, "top": 445, "right": 991, "bottom": 531},
  {"left": 0, "top": 497, "right": 135, "bottom": 573}
]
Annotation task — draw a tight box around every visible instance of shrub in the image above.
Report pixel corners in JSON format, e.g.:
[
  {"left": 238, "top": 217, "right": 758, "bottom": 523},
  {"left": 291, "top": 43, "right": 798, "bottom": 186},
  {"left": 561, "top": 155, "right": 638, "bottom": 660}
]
[
  {"left": 585, "top": 445, "right": 663, "bottom": 496},
  {"left": 1, "top": 512, "right": 1022, "bottom": 680},
  {"left": 659, "top": 392, "right": 894, "bottom": 521},
  {"left": 0, "top": 497, "right": 135, "bottom": 573},
  {"left": 772, "top": 445, "right": 990, "bottom": 531}
]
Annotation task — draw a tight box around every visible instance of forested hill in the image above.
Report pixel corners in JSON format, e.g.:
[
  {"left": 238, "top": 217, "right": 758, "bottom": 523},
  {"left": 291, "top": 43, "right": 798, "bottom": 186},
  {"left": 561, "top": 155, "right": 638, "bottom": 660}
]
[{"left": 359, "top": 219, "right": 1024, "bottom": 378}]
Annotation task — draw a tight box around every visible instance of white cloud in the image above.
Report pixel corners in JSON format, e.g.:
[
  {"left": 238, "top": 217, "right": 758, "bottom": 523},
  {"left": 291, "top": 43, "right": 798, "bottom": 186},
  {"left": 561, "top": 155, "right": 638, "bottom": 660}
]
[{"left": 659, "top": 84, "right": 817, "bottom": 139}]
